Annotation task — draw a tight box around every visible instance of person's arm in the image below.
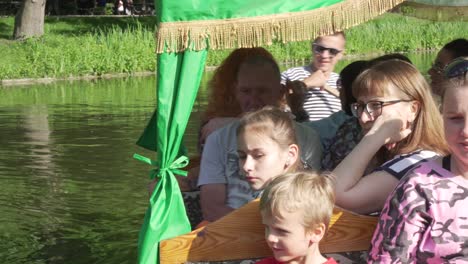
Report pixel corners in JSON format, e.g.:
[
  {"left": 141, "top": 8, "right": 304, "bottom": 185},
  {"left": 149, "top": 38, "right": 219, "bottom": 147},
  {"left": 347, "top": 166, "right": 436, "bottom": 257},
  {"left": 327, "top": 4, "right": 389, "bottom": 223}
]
[
  {"left": 368, "top": 175, "right": 428, "bottom": 263},
  {"left": 335, "top": 171, "right": 399, "bottom": 214},
  {"left": 332, "top": 114, "right": 412, "bottom": 214},
  {"left": 197, "top": 129, "right": 235, "bottom": 222},
  {"left": 200, "top": 184, "right": 234, "bottom": 221}
]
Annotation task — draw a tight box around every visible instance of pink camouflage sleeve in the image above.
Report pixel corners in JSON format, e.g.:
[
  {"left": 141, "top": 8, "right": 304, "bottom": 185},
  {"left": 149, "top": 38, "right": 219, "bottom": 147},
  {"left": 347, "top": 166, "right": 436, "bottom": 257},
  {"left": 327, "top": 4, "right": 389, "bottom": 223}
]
[{"left": 368, "top": 161, "right": 468, "bottom": 263}]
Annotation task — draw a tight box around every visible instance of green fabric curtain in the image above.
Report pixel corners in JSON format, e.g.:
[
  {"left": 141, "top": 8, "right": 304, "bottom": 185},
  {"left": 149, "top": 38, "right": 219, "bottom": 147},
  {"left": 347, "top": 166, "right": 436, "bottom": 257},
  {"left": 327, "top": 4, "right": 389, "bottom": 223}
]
[{"left": 136, "top": 50, "right": 207, "bottom": 264}]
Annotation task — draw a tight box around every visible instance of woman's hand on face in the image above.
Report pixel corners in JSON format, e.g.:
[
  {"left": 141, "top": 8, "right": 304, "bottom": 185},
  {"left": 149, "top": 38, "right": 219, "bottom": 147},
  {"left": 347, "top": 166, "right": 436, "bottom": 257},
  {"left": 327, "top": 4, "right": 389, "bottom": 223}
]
[{"left": 366, "top": 113, "right": 412, "bottom": 146}]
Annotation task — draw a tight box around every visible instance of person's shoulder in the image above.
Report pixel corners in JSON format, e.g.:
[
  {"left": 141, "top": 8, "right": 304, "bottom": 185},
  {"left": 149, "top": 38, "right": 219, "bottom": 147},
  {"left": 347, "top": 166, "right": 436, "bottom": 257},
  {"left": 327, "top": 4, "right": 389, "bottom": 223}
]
[
  {"left": 294, "top": 121, "right": 320, "bottom": 138},
  {"left": 204, "top": 119, "right": 240, "bottom": 148},
  {"left": 377, "top": 150, "right": 441, "bottom": 180},
  {"left": 282, "top": 65, "right": 310, "bottom": 75},
  {"left": 210, "top": 119, "right": 240, "bottom": 137},
  {"left": 408, "top": 157, "right": 456, "bottom": 182},
  {"left": 388, "top": 159, "right": 449, "bottom": 203},
  {"left": 401, "top": 150, "right": 439, "bottom": 159},
  {"left": 329, "top": 72, "right": 340, "bottom": 78},
  {"left": 383, "top": 149, "right": 440, "bottom": 170}
]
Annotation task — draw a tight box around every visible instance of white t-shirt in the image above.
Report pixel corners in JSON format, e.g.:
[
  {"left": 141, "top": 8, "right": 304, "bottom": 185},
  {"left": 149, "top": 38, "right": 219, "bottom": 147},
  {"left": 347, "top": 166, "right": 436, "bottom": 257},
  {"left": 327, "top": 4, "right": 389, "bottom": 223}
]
[
  {"left": 281, "top": 65, "right": 341, "bottom": 121},
  {"left": 197, "top": 120, "right": 322, "bottom": 209}
]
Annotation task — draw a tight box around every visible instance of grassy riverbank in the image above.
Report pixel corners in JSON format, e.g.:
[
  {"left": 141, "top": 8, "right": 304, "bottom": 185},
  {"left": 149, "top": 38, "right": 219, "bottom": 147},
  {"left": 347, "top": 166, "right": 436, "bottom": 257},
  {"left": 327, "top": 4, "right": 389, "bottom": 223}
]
[{"left": 0, "top": 13, "right": 467, "bottom": 80}]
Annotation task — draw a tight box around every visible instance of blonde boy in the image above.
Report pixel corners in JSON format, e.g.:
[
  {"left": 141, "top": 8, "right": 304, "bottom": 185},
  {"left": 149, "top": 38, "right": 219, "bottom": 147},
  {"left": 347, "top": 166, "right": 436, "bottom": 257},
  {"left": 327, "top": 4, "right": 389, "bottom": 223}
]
[{"left": 257, "top": 172, "right": 336, "bottom": 264}]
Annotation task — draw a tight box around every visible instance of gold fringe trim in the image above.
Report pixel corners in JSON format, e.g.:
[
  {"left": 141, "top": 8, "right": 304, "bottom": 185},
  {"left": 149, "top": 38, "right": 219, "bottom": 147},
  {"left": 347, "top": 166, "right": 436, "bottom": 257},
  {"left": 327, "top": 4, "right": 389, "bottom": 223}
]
[{"left": 155, "top": 0, "right": 405, "bottom": 53}]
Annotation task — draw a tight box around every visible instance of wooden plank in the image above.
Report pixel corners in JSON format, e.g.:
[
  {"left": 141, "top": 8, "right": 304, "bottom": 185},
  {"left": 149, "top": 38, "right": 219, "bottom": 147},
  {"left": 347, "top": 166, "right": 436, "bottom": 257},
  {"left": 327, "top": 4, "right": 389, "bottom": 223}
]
[{"left": 160, "top": 199, "right": 377, "bottom": 263}]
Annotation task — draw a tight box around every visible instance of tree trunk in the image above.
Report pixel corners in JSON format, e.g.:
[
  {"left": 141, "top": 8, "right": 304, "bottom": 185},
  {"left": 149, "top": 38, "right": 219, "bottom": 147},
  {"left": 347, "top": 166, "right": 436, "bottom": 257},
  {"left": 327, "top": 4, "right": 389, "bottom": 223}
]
[{"left": 13, "top": 0, "right": 46, "bottom": 40}]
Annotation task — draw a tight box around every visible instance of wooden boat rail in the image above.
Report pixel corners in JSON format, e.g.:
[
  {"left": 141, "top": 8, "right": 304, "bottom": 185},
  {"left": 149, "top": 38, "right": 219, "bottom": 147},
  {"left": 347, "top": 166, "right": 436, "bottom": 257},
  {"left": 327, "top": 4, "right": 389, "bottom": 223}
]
[{"left": 160, "top": 199, "right": 377, "bottom": 263}]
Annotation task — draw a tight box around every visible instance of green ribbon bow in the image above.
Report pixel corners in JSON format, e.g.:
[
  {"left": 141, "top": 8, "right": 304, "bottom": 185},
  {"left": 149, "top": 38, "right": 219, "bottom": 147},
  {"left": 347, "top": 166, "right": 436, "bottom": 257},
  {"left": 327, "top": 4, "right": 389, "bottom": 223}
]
[{"left": 133, "top": 153, "right": 189, "bottom": 179}]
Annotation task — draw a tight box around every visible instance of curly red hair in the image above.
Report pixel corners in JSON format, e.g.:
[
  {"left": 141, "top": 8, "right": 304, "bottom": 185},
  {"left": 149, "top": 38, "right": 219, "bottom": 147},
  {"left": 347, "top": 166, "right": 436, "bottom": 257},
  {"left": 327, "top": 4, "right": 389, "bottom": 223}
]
[{"left": 203, "top": 47, "right": 275, "bottom": 122}]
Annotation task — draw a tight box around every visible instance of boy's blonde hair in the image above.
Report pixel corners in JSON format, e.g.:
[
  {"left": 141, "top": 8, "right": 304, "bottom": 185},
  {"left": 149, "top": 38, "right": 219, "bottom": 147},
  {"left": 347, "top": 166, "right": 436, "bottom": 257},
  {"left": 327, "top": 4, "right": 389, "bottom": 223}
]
[
  {"left": 237, "top": 106, "right": 300, "bottom": 171},
  {"left": 260, "top": 172, "right": 335, "bottom": 231},
  {"left": 352, "top": 59, "right": 449, "bottom": 162}
]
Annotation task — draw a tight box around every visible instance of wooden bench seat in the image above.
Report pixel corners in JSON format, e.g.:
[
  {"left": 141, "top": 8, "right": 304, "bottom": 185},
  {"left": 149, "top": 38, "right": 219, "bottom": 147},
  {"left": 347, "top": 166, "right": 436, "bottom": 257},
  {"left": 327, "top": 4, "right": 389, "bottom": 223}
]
[{"left": 161, "top": 199, "right": 378, "bottom": 263}]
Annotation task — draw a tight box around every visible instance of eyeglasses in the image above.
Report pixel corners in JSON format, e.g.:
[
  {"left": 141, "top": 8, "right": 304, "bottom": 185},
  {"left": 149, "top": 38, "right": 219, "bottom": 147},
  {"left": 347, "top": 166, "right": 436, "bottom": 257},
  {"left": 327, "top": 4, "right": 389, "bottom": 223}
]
[
  {"left": 350, "top": 100, "right": 412, "bottom": 118},
  {"left": 312, "top": 43, "right": 342, "bottom": 56}
]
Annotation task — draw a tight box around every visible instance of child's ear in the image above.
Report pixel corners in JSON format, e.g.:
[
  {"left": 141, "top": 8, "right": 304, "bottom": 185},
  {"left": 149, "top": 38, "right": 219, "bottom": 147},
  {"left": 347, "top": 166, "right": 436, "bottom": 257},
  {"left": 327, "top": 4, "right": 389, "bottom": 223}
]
[
  {"left": 287, "top": 144, "right": 299, "bottom": 165},
  {"left": 308, "top": 223, "right": 326, "bottom": 244}
]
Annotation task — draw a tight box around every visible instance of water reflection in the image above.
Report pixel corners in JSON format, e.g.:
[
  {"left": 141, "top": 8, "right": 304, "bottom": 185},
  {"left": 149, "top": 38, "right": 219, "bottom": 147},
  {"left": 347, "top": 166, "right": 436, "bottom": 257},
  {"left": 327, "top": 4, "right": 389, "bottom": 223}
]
[
  {"left": 0, "top": 77, "right": 167, "bottom": 263},
  {"left": 0, "top": 53, "right": 436, "bottom": 263}
]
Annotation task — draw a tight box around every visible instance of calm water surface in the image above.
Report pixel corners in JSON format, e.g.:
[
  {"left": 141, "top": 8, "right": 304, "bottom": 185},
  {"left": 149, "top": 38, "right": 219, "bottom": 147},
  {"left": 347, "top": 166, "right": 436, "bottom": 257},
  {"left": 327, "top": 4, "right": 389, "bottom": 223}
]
[{"left": 0, "top": 53, "right": 435, "bottom": 263}]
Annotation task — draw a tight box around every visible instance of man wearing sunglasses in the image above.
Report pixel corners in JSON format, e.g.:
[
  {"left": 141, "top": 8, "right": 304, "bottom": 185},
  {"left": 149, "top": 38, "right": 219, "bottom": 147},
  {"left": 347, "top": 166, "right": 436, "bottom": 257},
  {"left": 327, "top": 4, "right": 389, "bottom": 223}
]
[{"left": 281, "top": 32, "right": 346, "bottom": 121}]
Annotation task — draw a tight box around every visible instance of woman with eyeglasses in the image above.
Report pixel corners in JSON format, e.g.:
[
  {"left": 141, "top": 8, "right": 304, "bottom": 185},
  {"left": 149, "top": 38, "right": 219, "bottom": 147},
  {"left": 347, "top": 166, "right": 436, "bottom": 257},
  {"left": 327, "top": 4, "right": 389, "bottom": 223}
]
[
  {"left": 368, "top": 69, "right": 468, "bottom": 262},
  {"left": 428, "top": 38, "right": 468, "bottom": 96},
  {"left": 322, "top": 54, "right": 413, "bottom": 171},
  {"left": 332, "top": 59, "right": 449, "bottom": 215}
]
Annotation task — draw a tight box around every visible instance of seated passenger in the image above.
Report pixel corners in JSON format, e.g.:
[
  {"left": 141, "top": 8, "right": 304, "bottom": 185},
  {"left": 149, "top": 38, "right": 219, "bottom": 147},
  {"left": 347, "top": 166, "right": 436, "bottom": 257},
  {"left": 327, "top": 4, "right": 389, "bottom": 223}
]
[
  {"left": 322, "top": 54, "right": 412, "bottom": 170},
  {"left": 236, "top": 107, "right": 302, "bottom": 193},
  {"left": 369, "top": 67, "right": 468, "bottom": 262},
  {"left": 306, "top": 60, "right": 368, "bottom": 157},
  {"left": 444, "top": 56, "right": 468, "bottom": 79},
  {"left": 199, "top": 47, "right": 276, "bottom": 151},
  {"left": 197, "top": 55, "right": 322, "bottom": 222},
  {"left": 428, "top": 38, "right": 468, "bottom": 96},
  {"left": 281, "top": 32, "right": 346, "bottom": 121},
  {"left": 333, "top": 59, "right": 449, "bottom": 215},
  {"left": 185, "top": 48, "right": 276, "bottom": 191},
  {"left": 257, "top": 172, "right": 337, "bottom": 264}
]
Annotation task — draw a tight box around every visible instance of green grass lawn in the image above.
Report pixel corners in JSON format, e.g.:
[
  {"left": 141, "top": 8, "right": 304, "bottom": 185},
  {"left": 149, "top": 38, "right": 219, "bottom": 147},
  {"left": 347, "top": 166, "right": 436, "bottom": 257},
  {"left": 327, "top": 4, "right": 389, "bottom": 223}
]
[
  {"left": 0, "top": 13, "right": 467, "bottom": 80},
  {"left": 0, "top": 16, "right": 157, "bottom": 79}
]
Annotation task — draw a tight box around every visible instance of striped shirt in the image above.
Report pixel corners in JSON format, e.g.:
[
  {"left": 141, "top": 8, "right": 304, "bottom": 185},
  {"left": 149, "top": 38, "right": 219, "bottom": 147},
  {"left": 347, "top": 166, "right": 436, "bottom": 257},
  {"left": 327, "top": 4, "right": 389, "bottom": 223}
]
[{"left": 281, "top": 65, "right": 341, "bottom": 121}]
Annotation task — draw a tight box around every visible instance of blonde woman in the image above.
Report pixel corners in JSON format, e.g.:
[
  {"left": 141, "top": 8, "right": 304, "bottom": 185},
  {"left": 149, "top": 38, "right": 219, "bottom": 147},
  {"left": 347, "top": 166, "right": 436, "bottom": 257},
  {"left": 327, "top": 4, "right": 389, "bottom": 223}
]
[
  {"left": 333, "top": 60, "right": 449, "bottom": 214},
  {"left": 369, "top": 67, "right": 468, "bottom": 262}
]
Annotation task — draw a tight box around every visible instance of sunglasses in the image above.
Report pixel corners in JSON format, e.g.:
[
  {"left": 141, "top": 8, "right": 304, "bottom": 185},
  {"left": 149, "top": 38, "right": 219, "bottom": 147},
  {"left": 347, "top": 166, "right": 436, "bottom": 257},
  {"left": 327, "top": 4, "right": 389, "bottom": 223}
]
[{"left": 312, "top": 43, "right": 342, "bottom": 56}]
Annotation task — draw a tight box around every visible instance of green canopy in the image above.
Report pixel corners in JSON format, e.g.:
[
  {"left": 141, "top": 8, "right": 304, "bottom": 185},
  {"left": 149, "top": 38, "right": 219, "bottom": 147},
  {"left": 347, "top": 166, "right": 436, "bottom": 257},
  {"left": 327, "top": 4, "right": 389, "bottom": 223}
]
[
  {"left": 135, "top": 0, "right": 405, "bottom": 263},
  {"left": 409, "top": 0, "right": 468, "bottom": 6}
]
